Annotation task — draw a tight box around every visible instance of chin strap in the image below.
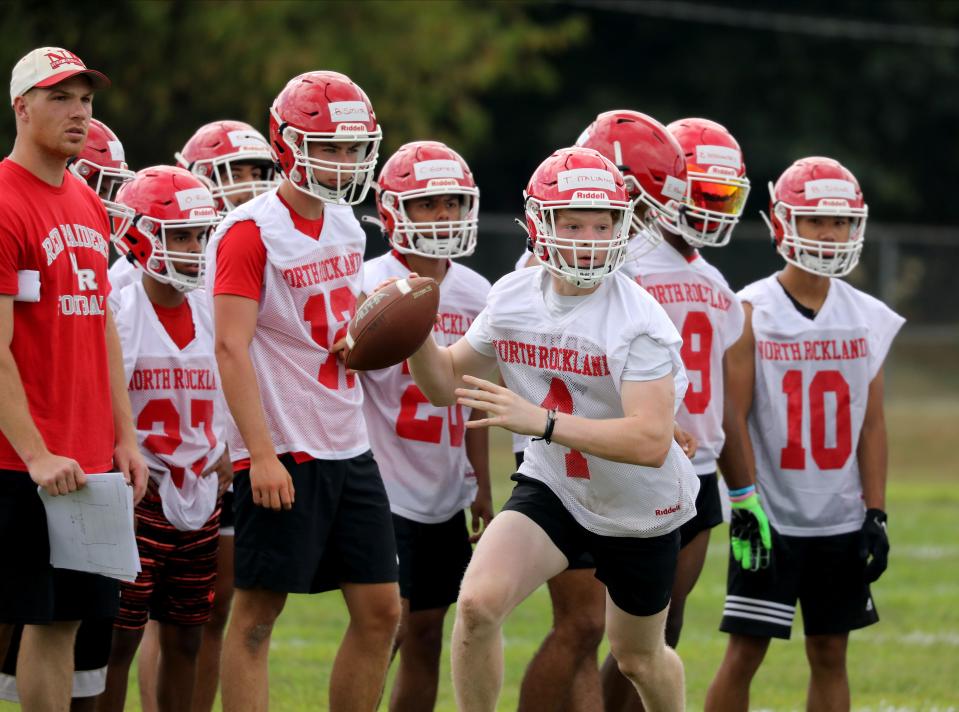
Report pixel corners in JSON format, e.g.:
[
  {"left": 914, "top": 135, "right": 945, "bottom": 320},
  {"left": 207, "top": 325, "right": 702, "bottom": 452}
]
[{"left": 514, "top": 218, "right": 535, "bottom": 253}]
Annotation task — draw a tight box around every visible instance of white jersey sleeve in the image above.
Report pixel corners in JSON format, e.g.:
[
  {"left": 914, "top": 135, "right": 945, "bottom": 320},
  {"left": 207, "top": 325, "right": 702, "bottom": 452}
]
[
  {"left": 115, "top": 284, "right": 225, "bottom": 531},
  {"left": 485, "top": 268, "right": 698, "bottom": 537},
  {"left": 108, "top": 258, "right": 140, "bottom": 313},
  {"left": 622, "top": 243, "right": 744, "bottom": 474},
  {"left": 740, "top": 275, "right": 904, "bottom": 536},
  {"left": 360, "top": 253, "right": 491, "bottom": 523}
]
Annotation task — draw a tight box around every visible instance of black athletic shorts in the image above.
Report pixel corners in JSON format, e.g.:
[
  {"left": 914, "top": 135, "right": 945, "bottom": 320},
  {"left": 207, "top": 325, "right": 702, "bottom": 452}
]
[
  {"left": 233, "top": 451, "right": 398, "bottom": 594},
  {"left": 513, "top": 452, "right": 594, "bottom": 570},
  {"left": 502, "top": 474, "right": 679, "bottom": 616},
  {"left": 0, "top": 471, "right": 119, "bottom": 624},
  {"left": 393, "top": 510, "right": 471, "bottom": 612},
  {"left": 219, "top": 489, "right": 235, "bottom": 535},
  {"left": 678, "top": 472, "right": 724, "bottom": 548},
  {"left": 0, "top": 616, "right": 112, "bottom": 700},
  {"left": 720, "top": 527, "right": 879, "bottom": 639}
]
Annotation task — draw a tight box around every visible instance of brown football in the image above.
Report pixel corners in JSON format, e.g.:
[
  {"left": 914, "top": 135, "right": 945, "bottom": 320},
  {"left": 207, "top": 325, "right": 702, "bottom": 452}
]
[{"left": 345, "top": 276, "right": 440, "bottom": 371}]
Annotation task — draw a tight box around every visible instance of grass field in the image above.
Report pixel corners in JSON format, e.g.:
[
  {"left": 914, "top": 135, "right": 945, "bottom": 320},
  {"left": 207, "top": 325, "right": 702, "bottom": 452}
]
[{"left": 4, "top": 347, "right": 957, "bottom": 710}]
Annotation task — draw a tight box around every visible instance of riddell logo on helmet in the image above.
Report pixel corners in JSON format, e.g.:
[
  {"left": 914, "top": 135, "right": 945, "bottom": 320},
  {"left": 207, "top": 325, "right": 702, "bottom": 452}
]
[
  {"left": 328, "top": 101, "right": 370, "bottom": 123},
  {"left": 427, "top": 178, "right": 459, "bottom": 188},
  {"left": 571, "top": 190, "right": 610, "bottom": 202},
  {"left": 335, "top": 123, "right": 369, "bottom": 134},
  {"left": 557, "top": 169, "right": 616, "bottom": 193},
  {"left": 44, "top": 49, "right": 84, "bottom": 70},
  {"left": 804, "top": 179, "right": 856, "bottom": 201},
  {"left": 817, "top": 198, "right": 851, "bottom": 208}
]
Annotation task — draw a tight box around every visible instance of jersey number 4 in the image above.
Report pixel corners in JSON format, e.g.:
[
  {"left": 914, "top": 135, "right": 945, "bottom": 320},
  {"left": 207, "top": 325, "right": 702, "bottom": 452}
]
[
  {"left": 540, "top": 377, "right": 590, "bottom": 479},
  {"left": 780, "top": 370, "right": 852, "bottom": 470}
]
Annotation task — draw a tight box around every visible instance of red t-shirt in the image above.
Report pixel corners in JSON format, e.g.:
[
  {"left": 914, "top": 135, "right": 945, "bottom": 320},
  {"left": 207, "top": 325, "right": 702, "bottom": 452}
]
[
  {"left": 214, "top": 192, "right": 325, "bottom": 301},
  {"left": 0, "top": 159, "right": 115, "bottom": 472},
  {"left": 152, "top": 300, "right": 195, "bottom": 350},
  {"left": 213, "top": 192, "right": 324, "bottom": 468}
]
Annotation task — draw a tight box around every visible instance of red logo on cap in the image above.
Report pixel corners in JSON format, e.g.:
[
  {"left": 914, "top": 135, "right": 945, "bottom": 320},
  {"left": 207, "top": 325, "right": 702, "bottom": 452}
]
[{"left": 44, "top": 50, "right": 84, "bottom": 71}]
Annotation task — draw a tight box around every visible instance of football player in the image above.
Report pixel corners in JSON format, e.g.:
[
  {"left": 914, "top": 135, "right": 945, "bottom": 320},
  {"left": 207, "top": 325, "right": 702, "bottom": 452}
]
[
  {"left": 174, "top": 119, "right": 277, "bottom": 215},
  {"left": 589, "top": 114, "right": 765, "bottom": 712},
  {"left": 133, "top": 119, "right": 276, "bottom": 712},
  {"left": 400, "top": 146, "right": 699, "bottom": 712},
  {"left": 510, "top": 112, "right": 703, "bottom": 712},
  {"left": 96, "top": 166, "right": 228, "bottom": 712},
  {"left": 209, "top": 71, "right": 400, "bottom": 712},
  {"left": 704, "top": 157, "right": 903, "bottom": 711},
  {"left": 360, "top": 140, "right": 493, "bottom": 712}
]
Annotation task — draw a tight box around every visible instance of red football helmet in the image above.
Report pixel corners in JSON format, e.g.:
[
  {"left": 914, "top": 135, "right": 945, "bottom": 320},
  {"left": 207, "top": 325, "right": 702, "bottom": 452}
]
[
  {"left": 374, "top": 141, "right": 479, "bottom": 258},
  {"left": 575, "top": 110, "right": 687, "bottom": 258},
  {"left": 524, "top": 146, "right": 632, "bottom": 288},
  {"left": 68, "top": 118, "right": 135, "bottom": 240},
  {"left": 114, "top": 166, "right": 220, "bottom": 292},
  {"left": 174, "top": 120, "right": 277, "bottom": 214},
  {"left": 762, "top": 157, "right": 867, "bottom": 277},
  {"left": 268, "top": 71, "right": 381, "bottom": 204},
  {"left": 664, "top": 118, "right": 750, "bottom": 248}
]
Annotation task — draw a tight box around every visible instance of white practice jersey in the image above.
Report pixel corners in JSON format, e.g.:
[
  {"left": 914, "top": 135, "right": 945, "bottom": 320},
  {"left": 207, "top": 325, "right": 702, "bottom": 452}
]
[
  {"left": 361, "top": 252, "right": 491, "bottom": 523},
  {"left": 511, "top": 249, "right": 537, "bottom": 455},
  {"left": 115, "top": 283, "right": 226, "bottom": 531},
  {"left": 208, "top": 190, "right": 369, "bottom": 461},
  {"left": 622, "top": 243, "right": 744, "bottom": 474},
  {"left": 742, "top": 275, "right": 904, "bottom": 536},
  {"left": 107, "top": 257, "right": 140, "bottom": 312},
  {"left": 467, "top": 267, "right": 699, "bottom": 537}
]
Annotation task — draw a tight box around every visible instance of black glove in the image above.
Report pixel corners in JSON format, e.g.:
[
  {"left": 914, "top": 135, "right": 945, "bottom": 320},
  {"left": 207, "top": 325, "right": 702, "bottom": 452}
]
[{"left": 859, "top": 508, "right": 889, "bottom": 583}]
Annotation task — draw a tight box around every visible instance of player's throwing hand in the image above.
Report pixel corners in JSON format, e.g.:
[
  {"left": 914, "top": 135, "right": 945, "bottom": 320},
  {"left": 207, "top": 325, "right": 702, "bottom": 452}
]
[{"left": 456, "top": 374, "right": 548, "bottom": 437}]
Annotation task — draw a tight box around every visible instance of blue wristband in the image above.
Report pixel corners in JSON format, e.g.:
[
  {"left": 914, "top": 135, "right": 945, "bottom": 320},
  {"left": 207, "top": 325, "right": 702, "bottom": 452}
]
[{"left": 728, "top": 484, "right": 756, "bottom": 498}]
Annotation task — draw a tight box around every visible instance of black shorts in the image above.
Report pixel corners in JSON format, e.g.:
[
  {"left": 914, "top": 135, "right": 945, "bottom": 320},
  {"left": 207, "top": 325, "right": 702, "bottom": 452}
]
[
  {"left": 393, "top": 511, "right": 471, "bottom": 612},
  {"left": 233, "top": 452, "right": 398, "bottom": 594},
  {"left": 512, "top": 453, "right": 594, "bottom": 570},
  {"left": 720, "top": 528, "right": 879, "bottom": 639},
  {"left": 502, "top": 475, "right": 679, "bottom": 616},
  {"left": 0, "top": 616, "right": 112, "bottom": 700},
  {"left": 219, "top": 489, "right": 235, "bottom": 535},
  {"left": 678, "top": 473, "right": 724, "bottom": 548},
  {"left": 115, "top": 482, "right": 220, "bottom": 630},
  {"left": 0, "top": 471, "right": 119, "bottom": 624}
]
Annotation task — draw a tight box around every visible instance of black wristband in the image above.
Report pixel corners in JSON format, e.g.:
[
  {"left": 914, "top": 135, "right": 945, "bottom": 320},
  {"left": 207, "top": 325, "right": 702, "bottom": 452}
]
[{"left": 532, "top": 408, "right": 558, "bottom": 445}]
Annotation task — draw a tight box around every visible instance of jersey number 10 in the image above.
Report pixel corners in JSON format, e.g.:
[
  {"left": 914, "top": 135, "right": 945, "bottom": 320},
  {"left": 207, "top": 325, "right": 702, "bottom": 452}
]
[{"left": 780, "top": 369, "right": 852, "bottom": 470}]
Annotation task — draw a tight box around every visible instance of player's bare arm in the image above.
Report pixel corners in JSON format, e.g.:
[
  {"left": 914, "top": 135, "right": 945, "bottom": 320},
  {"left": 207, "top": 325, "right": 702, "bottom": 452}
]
[
  {"left": 0, "top": 295, "right": 85, "bottom": 495},
  {"left": 457, "top": 373, "right": 676, "bottom": 467},
  {"left": 716, "top": 301, "right": 757, "bottom": 489},
  {"left": 858, "top": 368, "right": 888, "bottom": 511},
  {"left": 106, "top": 308, "right": 148, "bottom": 504},
  {"left": 214, "top": 293, "right": 294, "bottom": 511},
  {"left": 407, "top": 334, "right": 497, "bottom": 407},
  {"left": 465, "top": 409, "right": 493, "bottom": 542}
]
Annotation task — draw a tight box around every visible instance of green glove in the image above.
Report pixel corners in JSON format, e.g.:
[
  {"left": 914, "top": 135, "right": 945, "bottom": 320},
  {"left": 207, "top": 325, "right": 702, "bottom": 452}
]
[{"left": 730, "top": 489, "right": 772, "bottom": 571}]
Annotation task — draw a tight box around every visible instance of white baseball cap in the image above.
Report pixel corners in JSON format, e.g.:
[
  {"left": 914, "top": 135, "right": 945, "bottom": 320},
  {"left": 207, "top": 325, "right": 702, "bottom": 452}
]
[{"left": 10, "top": 47, "right": 110, "bottom": 105}]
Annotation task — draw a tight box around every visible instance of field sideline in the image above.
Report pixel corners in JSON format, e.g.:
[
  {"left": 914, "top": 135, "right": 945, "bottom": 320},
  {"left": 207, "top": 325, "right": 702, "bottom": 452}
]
[{"left": 3, "top": 363, "right": 956, "bottom": 711}]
